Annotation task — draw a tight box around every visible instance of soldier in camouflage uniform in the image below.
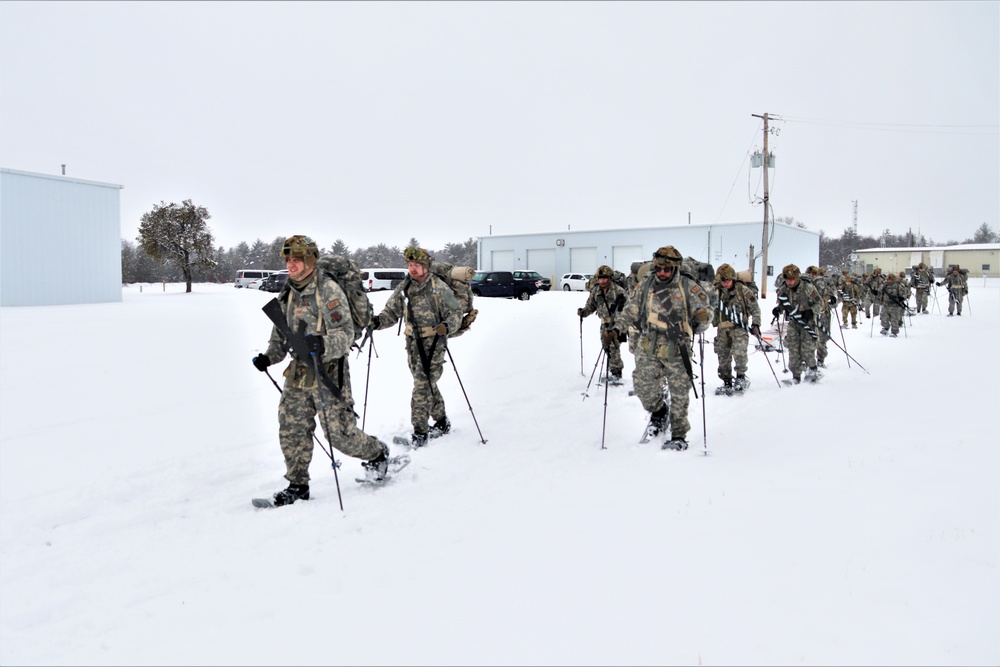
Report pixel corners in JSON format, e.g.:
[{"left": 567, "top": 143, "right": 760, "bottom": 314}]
[
  {"left": 625, "top": 261, "right": 649, "bottom": 355},
  {"left": 860, "top": 272, "right": 874, "bottom": 318},
  {"left": 252, "top": 235, "right": 391, "bottom": 506},
  {"left": 879, "top": 272, "right": 908, "bottom": 336},
  {"left": 370, "top": 246, "right": 463, "bottom": 447},
  {"left": 712, "top": 263, "right": 761, "bottom": 393},
  {"left": 911, "top": 262, "right": 934, "bottom": 314},
  {"left": 772, "top": 264, "right": 823, "bottom": 384},
  {"left": 840, "top": 275, "right": 862, "bottom": 328},
  {"left": 617, "top": 246, "right": 713, "bottom": 450},
  {"left": 866, "top": 268, "right": 886, "bottom": 317},
  {"left": 578, "top": 265, "right": 628, "bottom": 382},
  {"left": 805, "top": 266, "right": 836, "bottom": 366},
  {"left": 936, "top": 265, "right": 969, "bottom": 316}
]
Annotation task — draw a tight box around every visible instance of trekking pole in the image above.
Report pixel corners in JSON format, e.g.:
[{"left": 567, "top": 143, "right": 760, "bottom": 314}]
[
  {"left": 698, "top": 333, "right": 708, "bottom": 454},
  {"left": 579, "top": 316, "right": 585, "bottom": 376},
  {"left": 832, "top": 307, "right": 852, "bottom": 369},
  {"left": 360, "top": 335, "right": 378, "bottom": 430},
  {"left": 265, "top": 366, "right": 344, "bottom": 511},
  {"left": 445, "top": 347, "right": 487, "bottom": 444},
  {"left": 774, "top": 317, "right": 789, "bottom": 374},
  {"left": 600, "top": 349, "right": 610, "bottom": 450},
  {"left": 964, "top": 290, "right": 972, "bottom": 316},
  {"left": 582, "top": 346, "right": 606, "bottom": 401},
  {"left": 753, "top": 331, "right": 782, "bottom": 388},
  {"left": 870, "top": 305, "right": 877, "bottom": 338}
]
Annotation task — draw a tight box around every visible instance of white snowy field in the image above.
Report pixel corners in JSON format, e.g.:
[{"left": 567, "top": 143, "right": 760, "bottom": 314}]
[{"left": 1, "top": 278, "right": 997, "bottom": 666}]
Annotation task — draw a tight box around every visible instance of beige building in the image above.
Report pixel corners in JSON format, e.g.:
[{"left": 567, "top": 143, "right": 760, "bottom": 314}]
[{"left": 855, "top": 244, "right": 1000, "bottom": 278}]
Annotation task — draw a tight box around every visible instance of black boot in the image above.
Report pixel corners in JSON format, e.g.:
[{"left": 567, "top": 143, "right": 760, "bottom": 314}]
[
  {"left": 273, "top": 483, "right": 310, "bottom": 507},
  {"left": 410, "top": 431, "right": 429, "bottom": 448},
  {"left": 649, "top": 405, "right": 668, "bottom": 436},
  {"left": 362, "top": 442, "right": 391, "bottom": 482},
  {"left": 429, "top": 417, "right": 451, "bottom": 438}
]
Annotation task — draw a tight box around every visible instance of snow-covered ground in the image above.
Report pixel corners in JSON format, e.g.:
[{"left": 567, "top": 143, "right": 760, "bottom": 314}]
[{"left": 2, "top": 278, "right": 997, "bottom": 666}]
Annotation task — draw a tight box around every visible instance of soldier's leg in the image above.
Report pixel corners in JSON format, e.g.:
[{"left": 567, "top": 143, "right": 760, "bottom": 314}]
[
  {"left": 278, "top": 387, "right": 317, "bottom": 485},
  {"left": 426, "top": 358, "right": 447, "bottom": 424},
  {"left": 732, "top": 329, "right": 750, "bottom": 376},
  {"left": 608, "top": 339, "right": 624, "bottom": 377},
  {"left": 317, "top": 389, "right": 383, "bottom": 461},
  {"left": 713, "top": 330, "right": 733, "bottom": 381},
  {"left": 664, "top": 359, "right": 691, "bottom": 440},
  {"left": 633, "top": 353, "right": 667, "bottom": 414},
  {"left": 406, "top": 343, "right": 433, "bottom": 433},
  {"left": 786, "top": 325, "right": 803, "bottom": 380}
]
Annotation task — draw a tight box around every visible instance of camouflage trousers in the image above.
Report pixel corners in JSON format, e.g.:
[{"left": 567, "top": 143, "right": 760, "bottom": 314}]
[
  {"left": 406, "top": 335, "right": 448, "bottom": 433},
  {"left": 816, "top": 310, "right": 831, "bottom": 364},
  {"left": 915, "top": 289, "right": 929, "bottom": 312},
  {"left": 783, "top": 321, "right": 817, "bottom": 379},
  {"left": 713, "top": 326, "right": 749, "bottom": 379},
  {"left": 633, "top": 336, "right": 693, "bottom": 440},
  {"left": 601, "top": 337, "right": 624, "bottom": 377},
  {"left": 880, "top": 305, "right": 903, "bottom": 333},
  {"left": 278, "top": 383, "right": 382, "bottom": 485},
  {"left": 841, "top": 303, "right": 858, "bottom": 326},
  {"left": 947, "top": 289, "right": 965, "bottom": 315}
]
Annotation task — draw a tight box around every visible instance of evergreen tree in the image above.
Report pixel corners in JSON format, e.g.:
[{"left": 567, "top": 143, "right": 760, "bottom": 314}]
[{"left": 137, "top": 199, "right": 216, "bottom": 293}]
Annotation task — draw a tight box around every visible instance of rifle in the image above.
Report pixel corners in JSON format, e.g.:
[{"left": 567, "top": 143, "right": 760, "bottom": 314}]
[{"left": 262, "top": 298, "right": 342, "bottom": 398}]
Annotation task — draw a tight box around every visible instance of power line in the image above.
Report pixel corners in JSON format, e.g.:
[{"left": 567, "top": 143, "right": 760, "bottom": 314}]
[{"left": 782, "top": 116, "right": 997, "bottom": 135}]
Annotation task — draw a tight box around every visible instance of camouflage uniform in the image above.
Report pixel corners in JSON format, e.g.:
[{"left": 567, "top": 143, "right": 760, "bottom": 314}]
[
  {"left": 579, "top": 266, "right": 628, "bottom": 378},
  {"left": 712, "top": 264, "right": 761, "bottom": 386},
  {"left": 805, "top": 267, "right": 835, "bottom": 365},
  {"left": 262, "top": 251, "right": 385, "bottom": 487},
  {"left": 860, "top": 272, "right": 874, "bottom": 318},
  {"left": 619, "top": 247, "right": 713, "bottom": 443},
  {"left": 625, "top": 261, "right": 650, "bottom": 355},
  {"left": 839, "top": 278, "right": 862, "bottom": 327},
  {"left": 374, "top": 248, "right": 463, "bottom": 438},
  {"left": 866, "top": 269, "right": 886, "bottom": 317},
  {"left": 911, "top": 263, "right": 934, "bottom": 314},
  {"left": 879, "top": 274, "right": 908, "bottom": 335},
  {"left": 937, "top": 267, "right": 968, "bottom": 316},
  {"left": 773, "top": 264, "right": 822, "bottom": 383}
]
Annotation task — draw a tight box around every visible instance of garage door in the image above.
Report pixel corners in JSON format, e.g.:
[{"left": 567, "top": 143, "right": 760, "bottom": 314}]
[
  {"left": 612, "top": 245, "right": 644, "bottom": 273},
  {"left": 570, "top": 247, "right": 597, "bottom": 273},
  {"left": 526, "top": 248, "right": 556, "bottom": 279},
  {"left": 491, "top": 250, "right": 514, "bottom": 271}
]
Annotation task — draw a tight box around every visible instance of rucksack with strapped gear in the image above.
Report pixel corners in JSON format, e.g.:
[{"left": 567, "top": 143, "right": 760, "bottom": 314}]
[
  {"left": 312, "top": 255, "right": 374, "bottom": 342},
  {"left": 681, "top": 256, "right": 716, "bottom": 294},
  {"left": 735, "top": 269, "right": 760, "bottom": 297},
  {"left": 429, "top": 260, "right": 478, "bottom": 338}
]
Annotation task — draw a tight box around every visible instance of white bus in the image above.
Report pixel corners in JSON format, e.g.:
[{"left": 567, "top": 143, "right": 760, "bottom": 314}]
[
  {"left": 234, "top": 268, "right": 281, "bottom": 288},
  {"left": 360, "top": 268, "right": 408, "bottom": 291}
]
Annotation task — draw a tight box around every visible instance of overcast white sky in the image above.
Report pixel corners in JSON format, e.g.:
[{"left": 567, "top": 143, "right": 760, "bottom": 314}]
[{"left": 1, "top": 1, "right": 997, "bottom": 252}]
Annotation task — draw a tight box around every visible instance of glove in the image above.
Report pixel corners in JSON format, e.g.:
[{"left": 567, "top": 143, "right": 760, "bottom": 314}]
[
  {"left": 432, "top": 322, "right": 448, "bottom": 336},
  {"left": 252, "top": 354, "right": 271, "bottom": 372},
  {"left": 601, "top": 329, "right": 616, "bottom": 348},
  {"left": 771, "top": 306, "right": 781, "bottom": 318},
  {"left": 798, "top": 309, "right": 813, "bottom": 322},
  {"left": 692, "top": 307, "right": 709, "bottom": 324},
  {"left": 304, "top": 334, "right": 324, "bottom": 356},
  {"left": 618, "top": 329, "right": 628, "bottom": 343},
  {"left": 371, "top": 314, "right": 381, "bottom": 330},
  {"left": 750, "top": 324, "right": 760, "bottom": 337},
  {"left": 829, "top": 295, "right": 837, "bottom": 305},
  {"left": 577, "top": 308, "right": 585, "bottom": 318}
]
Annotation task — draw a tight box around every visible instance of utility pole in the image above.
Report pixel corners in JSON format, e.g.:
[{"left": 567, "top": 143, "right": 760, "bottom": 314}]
[{"left": 752, "top": 113, "right": 773, "bottom": 298}]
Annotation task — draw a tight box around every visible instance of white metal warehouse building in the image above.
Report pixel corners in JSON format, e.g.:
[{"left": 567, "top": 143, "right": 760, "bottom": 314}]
[
  {"left": 1, "top": 168, "right": 123, "bottom": 307},
  {"left": 855, "top": 244, "right": 1000, "bottom": 278},
  {"left": 476, "top": 221, "right": 819, "bottom": 292}
]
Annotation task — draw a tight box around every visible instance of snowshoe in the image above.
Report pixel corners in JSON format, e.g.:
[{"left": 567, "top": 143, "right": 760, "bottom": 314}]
[
  {"left": 253, "top": 483, "right": 309, "bottom": 508},
  {"left": 661, "top": 438, "right": 689, "bottom": 451}
]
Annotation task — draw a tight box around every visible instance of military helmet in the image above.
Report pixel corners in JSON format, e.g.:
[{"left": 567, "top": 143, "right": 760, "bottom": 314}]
[
  {"left": 715, "top": 263, "right": 736, "bottom": 281},
  {"left": 652, "top": 245, "right": 682, "bottom": 270},
  {"left": 595, "top": 265, "right": 613, "bottom": 279},
  {"left": 403, "top": 245, "right": 433, "bottom": 267},
  {"left": 281, "top": 235, "right": 319, "bottom": 260},
  {"left": 886, "top": 272, "right": 895, "bottom": 281},
  {"left": 805, "top": 265, "right": 819, "bottom": 276},
  {"left": 918, "top": 262, "right": 926, "bottom": 270},
  {"left": 782, "top": 264, "right": 801, "bottom": 280}
]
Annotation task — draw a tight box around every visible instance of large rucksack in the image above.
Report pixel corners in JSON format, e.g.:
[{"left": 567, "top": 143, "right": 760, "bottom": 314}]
[
  {"left": 313, "top": 254, "right": 374, "bottom": 341},
  {"left": 681, "top": 256, "right": 716, "bottom": 294},
  {"left": 735, "top": 269, "right": 760, "bottom": 298},
  {"left": 429, "top": 260, "right": 478, "bottom": 338}
]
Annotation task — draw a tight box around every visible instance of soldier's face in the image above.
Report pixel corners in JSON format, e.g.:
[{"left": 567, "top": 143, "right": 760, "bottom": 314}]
[
  {"left": 654, "top": 265, "right": 673, "bottom": 281},
  {"left": 721, "top": 279, "right": 733, "bottom": 289},
  {"left": 408, "top": 260, "right": 428, "bottom": 282},
  {"left": 286, "top": 256, "right": 310, "bottom": 281}
]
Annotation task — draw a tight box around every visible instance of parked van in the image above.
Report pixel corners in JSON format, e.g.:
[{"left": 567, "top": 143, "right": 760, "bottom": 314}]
[
  {"left": 360, "top": 268, "right": 408, "bottom": 291},
  {"left": 234, "top": 269, "right": 280, "bottom": 288}
]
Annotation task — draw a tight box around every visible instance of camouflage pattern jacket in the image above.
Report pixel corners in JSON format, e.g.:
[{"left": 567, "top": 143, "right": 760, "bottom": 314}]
[
  {"left": 881, "top": 280, "right": 909, "bottom": 309},
  {"left": 621, "top": 272, "right": 714, "bottom": 345},
  {"left": 581, "top": 282, "right": 627, "bottom": 328},
  {"left": 713, "top": 281, "right": 761, "bottom": 331},
  {"left": 938, "top": 272, "right": 968, "bottom": 295},
  {"left": 839, "top": 281, "right": 862, "bottom": 306},
  {"left": 809, "top": 275, "right": 837, "bottom": 312},
  {"left": 866, "top": 272, "right": 887, "bottom": 298},
  {"left": 912, "top": 267, "right": 934, "bottom": 291},
  {"left": 265, "top": 271, "right": 357, "bottom": 390},
  {"left": 774, "top": 278, "right": 822, "bottom": 328},
  {"left": 375, "top": 273, "right": 463, "bottom": 339}
]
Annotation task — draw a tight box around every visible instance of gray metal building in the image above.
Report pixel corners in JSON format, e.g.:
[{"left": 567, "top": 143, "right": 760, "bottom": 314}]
[
  {"left": 1, "top": 168, "right": 123, "bottom": 307},
  {"left": 477, "top": 221, "right": 819, "bottom": 291}
]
